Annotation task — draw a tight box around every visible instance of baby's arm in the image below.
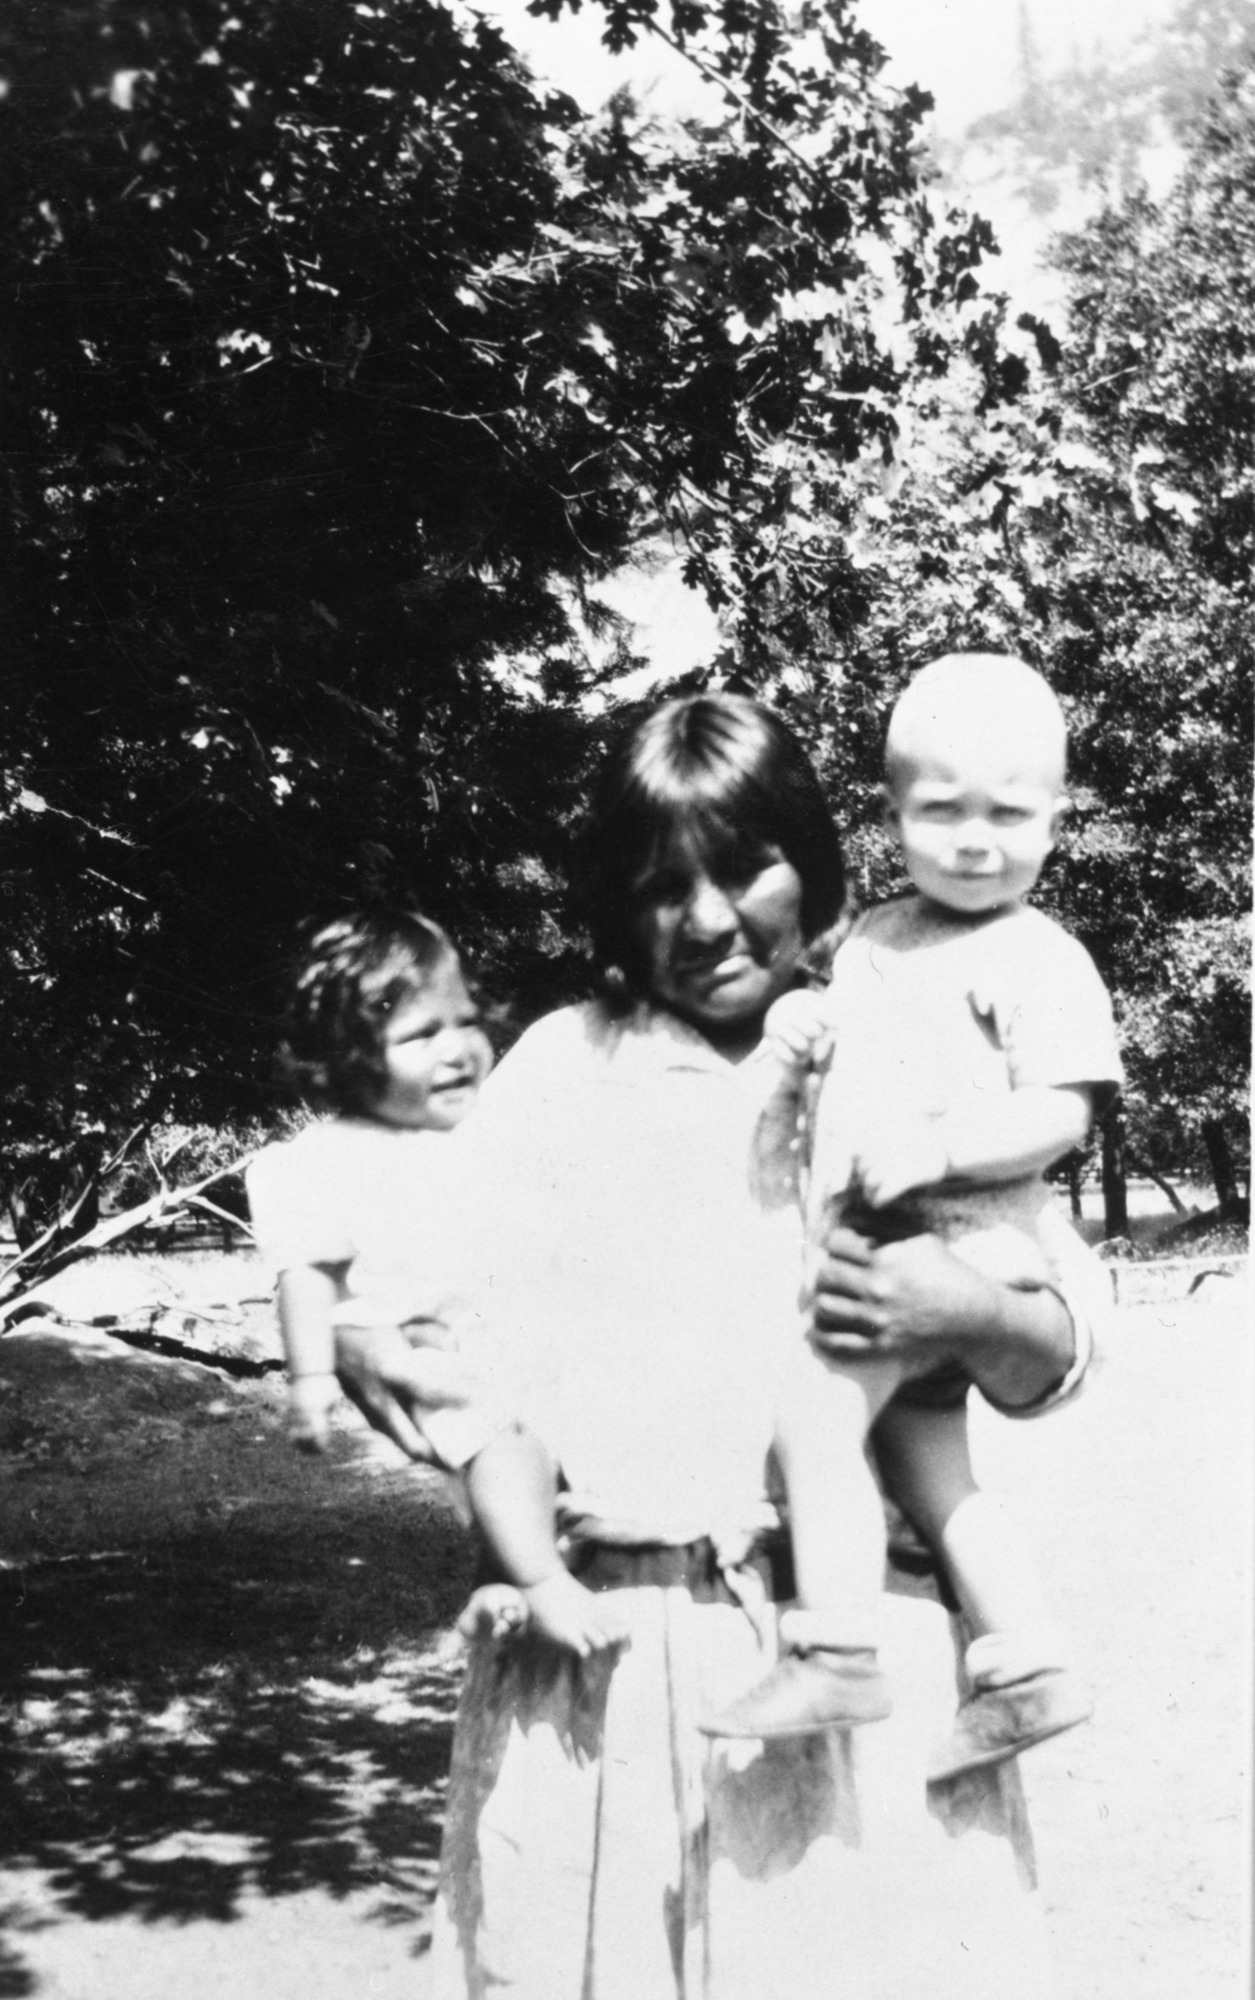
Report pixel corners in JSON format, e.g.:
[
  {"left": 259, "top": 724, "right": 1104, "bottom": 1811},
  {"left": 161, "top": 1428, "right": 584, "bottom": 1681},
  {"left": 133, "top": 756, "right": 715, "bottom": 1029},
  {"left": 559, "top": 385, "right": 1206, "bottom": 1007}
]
[
  {"left": 764, "top": 986, "right": 835, "bottom": 1074},
  {"left": 857, "top": 1084, "right": 1094, "bottom": 1209},
  {"left": 930, "top": 1083, "right": 1094, "bottom": 1184},
  {"left": 276, "top": 1262, "right": 346, "bottom": 1451},
  {"left": 750, "top": 988, "right": 837, "bottom": 1210}
]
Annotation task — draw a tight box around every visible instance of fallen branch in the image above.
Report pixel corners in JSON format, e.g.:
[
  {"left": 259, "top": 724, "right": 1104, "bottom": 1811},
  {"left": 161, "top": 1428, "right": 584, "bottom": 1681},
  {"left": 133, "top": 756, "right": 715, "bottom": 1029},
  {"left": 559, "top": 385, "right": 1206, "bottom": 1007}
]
[
  {"left": 66, "top": 1318, "right": 283, "bottom": 1380},
  {"left": 0, "top": 1151, "right": 259, "bottom": 1329},
  {"left": 0, "top": 1180, "right": 100, "bottom": 1290},
  {"left": 0, "top": 1121, "right": 156, "bottom": 1290},
  {"left": 183, "top": 1193, "right": 257, "bottom": 1239}
]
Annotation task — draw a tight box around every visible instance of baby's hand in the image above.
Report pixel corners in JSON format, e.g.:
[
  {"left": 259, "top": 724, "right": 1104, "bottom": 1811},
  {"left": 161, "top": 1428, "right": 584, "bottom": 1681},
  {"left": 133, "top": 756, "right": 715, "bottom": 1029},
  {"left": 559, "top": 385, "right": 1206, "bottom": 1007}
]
[
  {"left": 854, "top": 1119, "right": 950, "bottom": 1209},
  {"left": 287, "top": 1372, "right": 340, "bottom": 1454},
  {"left": 764, "top": 988, "right": 834, "bottom": 1073}
]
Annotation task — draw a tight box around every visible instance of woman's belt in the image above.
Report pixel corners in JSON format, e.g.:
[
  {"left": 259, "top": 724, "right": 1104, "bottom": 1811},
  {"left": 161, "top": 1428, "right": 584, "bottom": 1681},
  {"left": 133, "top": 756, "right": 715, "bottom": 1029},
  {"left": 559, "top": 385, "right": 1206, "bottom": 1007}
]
[{"left": 554, "top": 1499, "right": 795, "bottom": 1634}]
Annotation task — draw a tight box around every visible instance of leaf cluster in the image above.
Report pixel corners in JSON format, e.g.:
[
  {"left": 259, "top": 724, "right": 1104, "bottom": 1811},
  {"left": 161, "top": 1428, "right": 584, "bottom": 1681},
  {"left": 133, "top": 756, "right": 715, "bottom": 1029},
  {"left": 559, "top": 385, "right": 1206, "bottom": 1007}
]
[
  {"left": 0, "top": 0, "right": 1013, "bottom": 1217},
  {"left": 770, "top": 67, "right": 1254, "bottom": 1187}
]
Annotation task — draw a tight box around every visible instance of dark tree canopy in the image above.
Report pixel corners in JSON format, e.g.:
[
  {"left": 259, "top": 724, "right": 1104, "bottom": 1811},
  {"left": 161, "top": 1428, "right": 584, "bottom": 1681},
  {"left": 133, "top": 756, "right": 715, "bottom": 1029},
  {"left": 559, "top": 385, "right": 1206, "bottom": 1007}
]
[
  {"left": 1, "top": 0, "right": 1246, "bottom": 1241},
  {"left": 0, "top": 0, "right": 999, "bottom": 1229},
  {"left": 1, "top": 0, "right": 620, "bottom": 1222},
  {"left": 766, "top": 64, "right": 1254, "bottom": 1212}
]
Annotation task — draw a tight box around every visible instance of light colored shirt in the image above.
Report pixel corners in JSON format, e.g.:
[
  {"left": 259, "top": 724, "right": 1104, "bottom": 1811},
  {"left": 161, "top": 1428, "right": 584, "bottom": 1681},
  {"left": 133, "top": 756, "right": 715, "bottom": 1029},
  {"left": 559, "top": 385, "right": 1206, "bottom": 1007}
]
[
  {"left": 246, "top": 1116, "right": 477, "bottom": 1322},
  {"left": 245, "top": 1116, "right": 498, "bottom": 1468},
  {"left": 464, "top": 1001, "right": 805, "bottom": 1538},
  {"left": 811, "top": 896, "right": 1124, "bottom": 1254}
]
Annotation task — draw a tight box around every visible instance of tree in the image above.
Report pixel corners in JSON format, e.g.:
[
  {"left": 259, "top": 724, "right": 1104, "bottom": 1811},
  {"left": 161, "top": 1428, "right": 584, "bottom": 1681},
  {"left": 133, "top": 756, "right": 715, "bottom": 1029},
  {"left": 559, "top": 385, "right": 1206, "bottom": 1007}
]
[
  {"left": 0, "top": 0, "right": 619, "bottom": 1233},
  {"left": 1037, "top": 69, "right": 1255, "bottom": 1216},
  {"left": 0, "top": 0, "right": 1008, "bottom": 1232},
  {"left": 756, "top": 66, "right": 1254, "bottom": 1223}
]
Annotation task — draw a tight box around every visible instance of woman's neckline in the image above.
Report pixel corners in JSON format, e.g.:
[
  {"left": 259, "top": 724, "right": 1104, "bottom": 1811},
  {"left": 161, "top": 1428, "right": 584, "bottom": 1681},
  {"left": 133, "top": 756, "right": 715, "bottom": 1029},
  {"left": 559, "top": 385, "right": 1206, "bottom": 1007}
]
[{"left": 650, "top": 1002, "right": 764, "bottom": 1066}]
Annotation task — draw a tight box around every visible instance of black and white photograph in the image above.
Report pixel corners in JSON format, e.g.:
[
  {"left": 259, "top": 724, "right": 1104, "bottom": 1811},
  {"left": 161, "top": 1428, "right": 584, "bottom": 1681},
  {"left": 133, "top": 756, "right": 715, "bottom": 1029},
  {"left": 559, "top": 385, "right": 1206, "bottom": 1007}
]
[{"left": 1, "top": 1, "right": 1250, "bottom": 1995}]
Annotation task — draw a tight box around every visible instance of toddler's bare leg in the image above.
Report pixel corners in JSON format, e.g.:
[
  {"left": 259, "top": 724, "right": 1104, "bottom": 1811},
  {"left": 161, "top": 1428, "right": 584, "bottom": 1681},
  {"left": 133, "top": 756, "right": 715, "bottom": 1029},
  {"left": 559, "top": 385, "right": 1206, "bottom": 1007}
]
[
  {"left": 699, "top": 1346, "right": 901, "bottom": 1739},
  {"left": 465, "top": 1425, "right": 627, "bottom": 1656},
  {"left": 874, "top": 1401, "right": 1058, "bottom": 1646},
  {"left": 871, "top": 1213, "right": 1063, "bottom": 1647},
  {"left": 776, "top": 1348, "right": 903, "bottom": 1646}
]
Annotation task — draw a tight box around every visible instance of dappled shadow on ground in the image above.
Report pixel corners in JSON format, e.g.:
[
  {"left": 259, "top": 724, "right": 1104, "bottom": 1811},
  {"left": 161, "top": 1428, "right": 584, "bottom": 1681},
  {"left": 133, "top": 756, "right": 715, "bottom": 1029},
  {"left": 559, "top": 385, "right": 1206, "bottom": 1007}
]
[
  {"left": 0, "top": 1496, "right": 478, "bottom": 1986},
  {"left": 0, "top": 1915, "right": 40, "bottom": 2000}
]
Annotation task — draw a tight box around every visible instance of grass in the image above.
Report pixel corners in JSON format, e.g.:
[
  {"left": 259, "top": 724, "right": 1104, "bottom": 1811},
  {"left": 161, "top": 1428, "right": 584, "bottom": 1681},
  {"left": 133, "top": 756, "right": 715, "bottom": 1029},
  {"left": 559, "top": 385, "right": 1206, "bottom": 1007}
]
[{"left": 1069, "top": 1178, "right": 1248, "bottom": 1260}]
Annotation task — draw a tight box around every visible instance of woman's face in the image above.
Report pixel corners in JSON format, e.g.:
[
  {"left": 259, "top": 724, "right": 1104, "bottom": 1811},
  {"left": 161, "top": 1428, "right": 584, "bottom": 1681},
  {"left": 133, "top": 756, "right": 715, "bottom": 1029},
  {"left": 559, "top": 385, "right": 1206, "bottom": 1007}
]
[{"left": 632, "top": 833, "right": 807, "bottom": 1045}]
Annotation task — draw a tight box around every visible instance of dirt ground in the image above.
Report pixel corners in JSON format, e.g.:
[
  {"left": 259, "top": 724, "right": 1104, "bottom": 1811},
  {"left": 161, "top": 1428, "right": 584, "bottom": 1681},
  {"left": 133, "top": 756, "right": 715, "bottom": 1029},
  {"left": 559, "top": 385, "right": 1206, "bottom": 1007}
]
[
  {"left": 968, "top": 1275, "right": 1252, "bottom": 2000},
  {"left": 1, "top": 1264, "right": 1250, "bottom": 2000}
]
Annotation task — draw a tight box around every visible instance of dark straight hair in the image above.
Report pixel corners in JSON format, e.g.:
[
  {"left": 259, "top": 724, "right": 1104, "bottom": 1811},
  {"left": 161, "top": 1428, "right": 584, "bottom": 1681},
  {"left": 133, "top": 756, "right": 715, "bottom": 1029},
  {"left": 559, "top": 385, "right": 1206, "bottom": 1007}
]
[{"left": 584, "top": 692, "right": 845, "bottom": 997}]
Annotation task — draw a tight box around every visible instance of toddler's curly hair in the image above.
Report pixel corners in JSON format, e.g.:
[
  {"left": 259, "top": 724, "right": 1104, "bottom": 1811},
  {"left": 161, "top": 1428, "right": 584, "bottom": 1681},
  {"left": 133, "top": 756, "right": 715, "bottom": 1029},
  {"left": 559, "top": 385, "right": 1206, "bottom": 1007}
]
[{"left": 281, "top": 907, "right": 458, "bottom": 1116}]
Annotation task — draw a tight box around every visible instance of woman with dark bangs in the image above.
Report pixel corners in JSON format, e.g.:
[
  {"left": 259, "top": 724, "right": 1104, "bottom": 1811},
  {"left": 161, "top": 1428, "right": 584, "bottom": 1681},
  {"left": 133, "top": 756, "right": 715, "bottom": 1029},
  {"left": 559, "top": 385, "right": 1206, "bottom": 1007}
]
[{"left": 334, "top": 693, "right": 1089, "bottom": 2000}]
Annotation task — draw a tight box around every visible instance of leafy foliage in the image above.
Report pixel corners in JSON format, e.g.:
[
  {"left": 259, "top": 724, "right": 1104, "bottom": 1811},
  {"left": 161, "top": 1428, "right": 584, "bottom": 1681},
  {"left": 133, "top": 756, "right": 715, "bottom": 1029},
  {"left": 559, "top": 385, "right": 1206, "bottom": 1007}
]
[
  {"left": 0, "top": 0, "right": 617, "bottom": 1228},
  {"left": 2, "top": 0, "right": 1246, "bottom": 1234},
  {"left": 1039, "top": 72, "right": 1255, "bottom": 1204},
  {"left": 764, "top": 66, "right": 1254, "bottom": 1210},
  {"left": 1, "top": 0, "right": 1013, "bottom": 1226}
]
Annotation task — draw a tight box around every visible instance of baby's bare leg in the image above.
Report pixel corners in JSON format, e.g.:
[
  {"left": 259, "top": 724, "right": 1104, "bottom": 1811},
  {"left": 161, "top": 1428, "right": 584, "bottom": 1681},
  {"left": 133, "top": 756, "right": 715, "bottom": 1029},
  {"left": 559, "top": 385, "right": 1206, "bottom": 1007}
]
[{"left": 465, "top": 1425, "right": 627, "bottom": 1656}]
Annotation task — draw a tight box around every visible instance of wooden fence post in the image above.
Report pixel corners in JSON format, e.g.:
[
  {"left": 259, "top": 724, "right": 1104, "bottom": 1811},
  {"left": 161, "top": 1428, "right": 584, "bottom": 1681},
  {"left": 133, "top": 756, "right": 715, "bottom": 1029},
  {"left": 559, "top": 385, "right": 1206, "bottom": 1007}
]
[{"left": 1101, "top": 1103, "right": 1130, "bottom": 1242}]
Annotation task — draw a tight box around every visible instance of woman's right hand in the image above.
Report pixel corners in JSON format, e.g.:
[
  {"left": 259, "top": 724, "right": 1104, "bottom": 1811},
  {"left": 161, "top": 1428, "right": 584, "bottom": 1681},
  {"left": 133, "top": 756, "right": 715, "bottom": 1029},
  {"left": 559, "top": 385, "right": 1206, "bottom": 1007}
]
[
  {"left": 808, "top": 1223, "right": 1076, "bottom": 1411},
  {"left": 333, "top": 1323, "right": 478, "bottom": 1463},
  {"left": 808, "top": 1225, "right": 980, "bottom": 1358}
]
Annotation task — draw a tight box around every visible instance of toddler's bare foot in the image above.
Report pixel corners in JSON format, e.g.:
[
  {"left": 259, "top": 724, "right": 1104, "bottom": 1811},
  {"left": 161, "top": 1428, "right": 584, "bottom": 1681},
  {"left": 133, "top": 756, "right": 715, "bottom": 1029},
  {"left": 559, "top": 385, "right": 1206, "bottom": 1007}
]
[
  {"left": 521, "top": 1570, "right": 629, "bottom": 1657},
  {"left": 456, "top": 1583, "right": 531, "bottom": 1644}
]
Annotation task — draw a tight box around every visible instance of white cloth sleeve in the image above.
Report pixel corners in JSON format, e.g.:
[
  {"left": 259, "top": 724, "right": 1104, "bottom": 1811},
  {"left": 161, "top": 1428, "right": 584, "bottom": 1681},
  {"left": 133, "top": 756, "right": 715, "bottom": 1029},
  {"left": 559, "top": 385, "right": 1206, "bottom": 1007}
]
[
  {"left": 245, "top": 1129, "right": 354, "bottom": 1277},
  {"left": 984, "top": 1202, "right": 1108, "bottom": 1418},
  {"left": 998, "top": 926, "right": 1124, "bottom": 1102}
]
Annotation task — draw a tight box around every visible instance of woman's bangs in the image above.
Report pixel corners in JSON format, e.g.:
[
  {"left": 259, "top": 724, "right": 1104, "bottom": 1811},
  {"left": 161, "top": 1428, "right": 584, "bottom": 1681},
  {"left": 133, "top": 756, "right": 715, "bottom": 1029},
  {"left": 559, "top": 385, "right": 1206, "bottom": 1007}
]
[
  {"left": 637, "top": 759, "right": 781, "bottom": 872},
  {"left": 638, "top": 803, "right": 776, "bottom": 885}
]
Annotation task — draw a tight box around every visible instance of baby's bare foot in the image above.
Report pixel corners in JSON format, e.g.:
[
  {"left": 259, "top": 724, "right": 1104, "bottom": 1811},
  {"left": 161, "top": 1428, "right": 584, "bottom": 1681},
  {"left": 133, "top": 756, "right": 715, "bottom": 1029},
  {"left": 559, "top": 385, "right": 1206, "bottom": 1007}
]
[
  {"left": 457, "top": 1583, "right": 531, "bottom": 1643},
  {"left": 522, "top": 1570, "right": 629, "bottom": 1657},
  {"left": 287, "top": 1374, "right": 339, "bottom": 1453}
]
